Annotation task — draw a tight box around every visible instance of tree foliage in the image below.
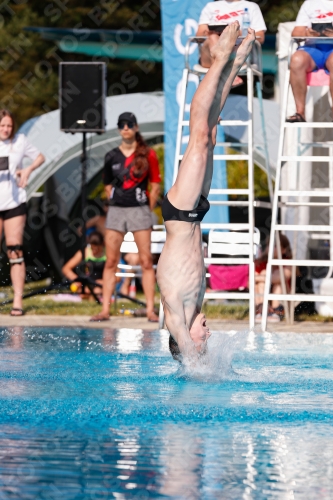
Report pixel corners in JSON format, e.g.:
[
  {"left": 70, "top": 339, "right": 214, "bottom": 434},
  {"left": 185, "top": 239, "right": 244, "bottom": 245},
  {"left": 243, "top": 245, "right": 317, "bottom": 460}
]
[
  {"left": 0, "top": 0, "right": 301, "bottom": 126},
  {"left": 0, "top": 0, "right": 162, "bottom": 125},
  {"left": 258, "top": 0, "right": 303, "bottom": 33}
]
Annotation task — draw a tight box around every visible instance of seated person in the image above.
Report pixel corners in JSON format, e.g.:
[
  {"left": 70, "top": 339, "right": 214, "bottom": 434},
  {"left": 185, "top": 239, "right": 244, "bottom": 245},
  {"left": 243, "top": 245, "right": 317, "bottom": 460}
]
[
  {"left": 255, "top": 234, "right": 293, "bottom": 323},
  {"left": 196, "top": 0, "right": 266, "bottom": 85},
  {"left": 83, "top": 203, "right": 141, "bottom": 297},
  {"left": 85, "top": 200, "right": 108, "bottom": 236},
  {"left": 62, "top": 231, "right": 106, "bottom": 300},
  {"left": 288, "top": 0, "right": 333, "bottom": 122}
]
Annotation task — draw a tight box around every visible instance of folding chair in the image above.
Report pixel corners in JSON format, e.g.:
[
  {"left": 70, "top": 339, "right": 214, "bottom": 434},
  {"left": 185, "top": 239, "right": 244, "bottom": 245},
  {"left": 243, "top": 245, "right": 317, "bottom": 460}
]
[
  {"left": 158, "top": 225, "right": 260, "bottom": 329},
  {"left": 262, "top": 37, "right": 333, "bottom": 329},
  {"left": 117, "top": 226, "right": 166, "bottom": 278},
  {"left": 204, "top": 226, "right": 261, "bottom": 309}
]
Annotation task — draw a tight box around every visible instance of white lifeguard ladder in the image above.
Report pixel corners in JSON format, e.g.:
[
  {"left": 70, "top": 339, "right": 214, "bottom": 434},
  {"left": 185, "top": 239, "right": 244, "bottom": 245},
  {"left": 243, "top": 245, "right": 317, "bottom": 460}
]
[
  {"left": 170, "top": 36, "right": 270, "bottom": 328},
  {"left": 262, "top": 37, "right": 333, "bottom": 330}
]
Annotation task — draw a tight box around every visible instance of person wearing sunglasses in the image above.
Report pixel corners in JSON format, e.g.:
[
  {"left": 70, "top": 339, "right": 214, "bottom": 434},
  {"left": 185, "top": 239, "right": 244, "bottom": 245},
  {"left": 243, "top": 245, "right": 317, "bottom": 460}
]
[{"left": 90, "top": 112, "right": 161, "bottom": 322}]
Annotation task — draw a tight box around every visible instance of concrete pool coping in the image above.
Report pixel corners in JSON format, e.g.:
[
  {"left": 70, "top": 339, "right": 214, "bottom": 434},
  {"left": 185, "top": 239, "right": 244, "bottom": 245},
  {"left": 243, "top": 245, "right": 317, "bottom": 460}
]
[{"left": 0, "top": 315, "right": 332, "bottom": 333}]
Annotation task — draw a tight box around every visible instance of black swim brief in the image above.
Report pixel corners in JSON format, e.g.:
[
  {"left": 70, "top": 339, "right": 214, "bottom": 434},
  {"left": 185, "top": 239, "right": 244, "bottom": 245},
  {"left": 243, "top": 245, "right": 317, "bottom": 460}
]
[{"left": 162, "top": 194, "right": 210, "bottom": 223}]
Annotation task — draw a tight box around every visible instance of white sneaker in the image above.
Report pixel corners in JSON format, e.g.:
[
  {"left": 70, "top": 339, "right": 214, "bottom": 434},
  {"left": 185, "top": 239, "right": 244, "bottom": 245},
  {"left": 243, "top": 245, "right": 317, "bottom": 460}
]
[
  {"left": 255, "top": 304, "right": 263, "bottom": 323},
  {"left": 267, "top": 312, "right": 280, "bottom": 323}
]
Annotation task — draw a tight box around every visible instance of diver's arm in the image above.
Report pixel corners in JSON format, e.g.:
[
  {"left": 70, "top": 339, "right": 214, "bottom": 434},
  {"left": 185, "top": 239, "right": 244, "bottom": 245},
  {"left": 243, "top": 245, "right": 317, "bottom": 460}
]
[{"left": 164, "top": 306, "right": 197, "bottom": 358}]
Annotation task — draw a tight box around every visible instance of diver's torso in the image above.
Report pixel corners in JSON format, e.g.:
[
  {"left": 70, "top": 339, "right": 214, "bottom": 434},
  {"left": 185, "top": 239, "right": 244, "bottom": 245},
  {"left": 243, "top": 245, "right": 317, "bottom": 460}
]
[{"left": 157, "top": 221, "right": 206, "bottom": 324}]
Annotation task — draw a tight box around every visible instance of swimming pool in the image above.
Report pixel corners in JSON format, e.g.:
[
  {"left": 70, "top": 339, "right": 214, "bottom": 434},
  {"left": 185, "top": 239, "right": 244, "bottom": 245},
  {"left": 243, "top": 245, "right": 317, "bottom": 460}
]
[{"left": 0, "top": 327, "right": 333, "bottom": 499}]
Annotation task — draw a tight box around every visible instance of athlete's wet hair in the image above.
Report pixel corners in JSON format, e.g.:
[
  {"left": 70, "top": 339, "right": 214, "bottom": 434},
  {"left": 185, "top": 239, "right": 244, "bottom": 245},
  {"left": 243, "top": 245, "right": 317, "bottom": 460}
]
[
  {"left": 0, "top": 109, "right": 15, "bottom": 139},
  {"left": 169, "top": 335, "right": 181, "bottom": 362}
]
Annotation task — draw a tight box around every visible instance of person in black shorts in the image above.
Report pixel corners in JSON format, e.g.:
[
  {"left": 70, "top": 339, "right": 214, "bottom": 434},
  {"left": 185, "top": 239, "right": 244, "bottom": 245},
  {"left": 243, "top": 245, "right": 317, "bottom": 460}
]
[
  {"left": 0, "top": 109, "right": 45, "bottom": 316},
  {"left": 90, "top": 112, "right": 161, "bottom": 322},
  {"left": 156, "top": 23, "right": 255, "bottom": 361}
]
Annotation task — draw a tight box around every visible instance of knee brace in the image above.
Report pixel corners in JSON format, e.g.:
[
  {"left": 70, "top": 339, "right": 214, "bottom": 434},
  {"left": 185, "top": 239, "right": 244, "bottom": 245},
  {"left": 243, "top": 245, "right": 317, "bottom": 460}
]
[{"left": 7, "top": 245, "right": 24, "bottom": 266}]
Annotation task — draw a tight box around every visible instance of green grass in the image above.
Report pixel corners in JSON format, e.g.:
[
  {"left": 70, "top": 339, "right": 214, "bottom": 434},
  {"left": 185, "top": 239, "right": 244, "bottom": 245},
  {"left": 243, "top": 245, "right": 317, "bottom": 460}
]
[
  {"left": 1, "top": 282, "right": 331, "bottom": 322},
  {"left": 295, "top": 313, "right": 333, "bottom": 323},
  {"left": 0, "top": 295, "right": 158, "bottom": 317},
  {"left": 202, "top": 302, "right": 249, "bottom": 320},
  {"left": 0, "top": 298, "right": 101, "bottom": 316},
  {"left": 0, "top": 281, "right": 151, "bottom": 316},
  {"left": 1, "top": 280, "right": 332, "bottom": 322},
  {"left": 227, "top": 152, "right": 271, "bottom": 199}
]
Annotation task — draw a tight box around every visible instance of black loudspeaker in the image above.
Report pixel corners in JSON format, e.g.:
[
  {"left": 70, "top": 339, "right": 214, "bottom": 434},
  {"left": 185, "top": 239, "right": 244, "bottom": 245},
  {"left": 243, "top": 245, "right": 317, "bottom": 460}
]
[{"left": 59, "top": 62, "right": 106, "bottom": 133}]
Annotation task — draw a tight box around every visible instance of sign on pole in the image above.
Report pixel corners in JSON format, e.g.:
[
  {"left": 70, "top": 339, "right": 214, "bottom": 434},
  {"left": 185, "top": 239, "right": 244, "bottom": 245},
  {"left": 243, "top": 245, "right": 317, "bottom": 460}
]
[{"left": 161, "top": 0, "right": 229, "bottom": 225}]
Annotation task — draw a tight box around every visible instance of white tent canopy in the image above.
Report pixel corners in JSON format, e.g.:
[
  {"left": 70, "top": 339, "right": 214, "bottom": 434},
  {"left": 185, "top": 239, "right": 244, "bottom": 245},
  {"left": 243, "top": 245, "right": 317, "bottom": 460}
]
[
  {"left": 21, "top": 91, "right": 279, "bottom": 220},
  {"left": 22, "top": 92, "right": 164, "bottom": 216}
]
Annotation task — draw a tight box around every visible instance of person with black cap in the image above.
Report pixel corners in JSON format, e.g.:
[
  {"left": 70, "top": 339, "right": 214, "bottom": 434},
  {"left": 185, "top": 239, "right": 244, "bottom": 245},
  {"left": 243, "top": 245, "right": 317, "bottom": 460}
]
[{"left": 90, "top": 112, "right": 161, "bottom": 322}]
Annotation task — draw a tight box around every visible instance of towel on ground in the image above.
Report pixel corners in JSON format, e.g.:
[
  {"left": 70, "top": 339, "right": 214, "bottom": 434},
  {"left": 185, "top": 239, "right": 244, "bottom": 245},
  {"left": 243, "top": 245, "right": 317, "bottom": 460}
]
[{"left": 208, "top": 265, "right": 249, "bottom": 290}]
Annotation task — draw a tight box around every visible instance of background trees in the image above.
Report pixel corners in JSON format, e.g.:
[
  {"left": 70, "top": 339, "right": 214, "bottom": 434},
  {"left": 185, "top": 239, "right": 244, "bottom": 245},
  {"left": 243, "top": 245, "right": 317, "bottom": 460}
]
[{"left": 0, "top": 0, "right": 302, "bottom": 126}]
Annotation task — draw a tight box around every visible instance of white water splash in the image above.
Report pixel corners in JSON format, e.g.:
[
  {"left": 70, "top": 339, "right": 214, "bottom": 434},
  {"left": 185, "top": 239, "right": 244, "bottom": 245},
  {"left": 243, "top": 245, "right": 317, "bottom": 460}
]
[{"left": 179, "top": 330, "right": 250, "bottom": 381}]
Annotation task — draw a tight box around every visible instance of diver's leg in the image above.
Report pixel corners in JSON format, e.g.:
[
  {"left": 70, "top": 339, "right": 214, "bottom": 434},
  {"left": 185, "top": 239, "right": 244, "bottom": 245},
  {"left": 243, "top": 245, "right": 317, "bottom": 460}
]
[
  {"left": 169, "top": 24, "right": 255, "bottom": 209},
  {"left": 201, "top": 126, "right": 215, "bottom": 199}
]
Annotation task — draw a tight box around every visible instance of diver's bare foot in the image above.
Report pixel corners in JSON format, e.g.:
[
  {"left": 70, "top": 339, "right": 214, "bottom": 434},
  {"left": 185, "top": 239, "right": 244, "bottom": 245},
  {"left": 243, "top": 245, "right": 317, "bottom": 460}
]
[
  {"left": 233, "top": 28, "right": 256, "bottom": 68},
  {"left": 210, "top": 21, "right": 240, "bottom": 62}
]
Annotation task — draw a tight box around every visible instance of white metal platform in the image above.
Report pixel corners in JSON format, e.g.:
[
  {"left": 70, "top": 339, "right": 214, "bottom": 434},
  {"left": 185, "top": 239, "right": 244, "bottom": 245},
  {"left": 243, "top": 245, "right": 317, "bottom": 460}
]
[{"left": 262, "top": 37, "right": 333, "bottom": 330}]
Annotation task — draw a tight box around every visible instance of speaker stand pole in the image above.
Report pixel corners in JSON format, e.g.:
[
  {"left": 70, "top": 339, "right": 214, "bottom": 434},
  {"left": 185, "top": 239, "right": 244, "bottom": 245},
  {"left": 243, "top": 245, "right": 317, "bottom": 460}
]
[
  {"left": 81, "top": 131, "right": 87, "bottom": 261},
  {"left": 78, "top": 131, "right": 101, "bottom": 304}
]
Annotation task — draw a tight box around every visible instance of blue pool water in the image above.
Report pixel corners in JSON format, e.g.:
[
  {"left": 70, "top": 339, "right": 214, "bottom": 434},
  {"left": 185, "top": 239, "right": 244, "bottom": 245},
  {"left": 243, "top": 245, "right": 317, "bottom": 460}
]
[{"left": 1, "top": 327, "right": 333, "bottom": 499}]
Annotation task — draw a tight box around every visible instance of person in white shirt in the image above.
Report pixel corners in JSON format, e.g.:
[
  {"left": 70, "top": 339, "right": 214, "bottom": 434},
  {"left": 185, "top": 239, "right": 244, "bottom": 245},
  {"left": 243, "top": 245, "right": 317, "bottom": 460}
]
[
  {"left": 288, "top": 0, "right": 333, "bottom": 122},
  {"left": 196, "top": 0, "right": 266, "bottom": 85},
  {"left": 0, "top": 109, "right": 45, "bottom": 316}
]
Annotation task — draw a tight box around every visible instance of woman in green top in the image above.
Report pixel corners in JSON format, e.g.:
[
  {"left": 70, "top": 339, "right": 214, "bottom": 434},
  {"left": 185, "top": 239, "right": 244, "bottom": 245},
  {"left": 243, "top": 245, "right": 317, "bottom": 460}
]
[{"left": 62, "top": 231, "right": 106, "bottom": 299}]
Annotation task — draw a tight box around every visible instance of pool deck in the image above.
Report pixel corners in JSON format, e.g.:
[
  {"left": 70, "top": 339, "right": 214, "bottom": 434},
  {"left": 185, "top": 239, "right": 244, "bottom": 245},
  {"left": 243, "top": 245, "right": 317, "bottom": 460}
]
[{"left": 0, "top": 315, "right": 332, "bottom": 332}]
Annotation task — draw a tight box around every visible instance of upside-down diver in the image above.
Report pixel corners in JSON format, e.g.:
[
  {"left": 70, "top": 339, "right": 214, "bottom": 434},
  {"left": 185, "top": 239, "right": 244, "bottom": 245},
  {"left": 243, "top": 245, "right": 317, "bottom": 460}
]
[{"left": 156, "top": 22, "right": 256, "bottom": 361}]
